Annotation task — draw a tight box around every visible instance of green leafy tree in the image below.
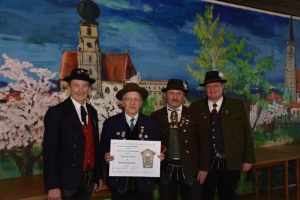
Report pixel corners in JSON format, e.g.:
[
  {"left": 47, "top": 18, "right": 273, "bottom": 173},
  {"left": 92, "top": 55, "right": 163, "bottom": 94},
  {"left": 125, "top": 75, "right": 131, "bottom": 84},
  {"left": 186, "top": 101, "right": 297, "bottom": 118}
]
[
  {"left": 141, "top": 96, "right": 157, "bottom": 116},
  {"left": 186, "top": 5, "right": 229, "bottom": 83},
  {"left": 187, "top": 5, "right": 276, "bottom": 130},
  {"left": 281, "top": 86, "right": 292, "bottom": 104}
]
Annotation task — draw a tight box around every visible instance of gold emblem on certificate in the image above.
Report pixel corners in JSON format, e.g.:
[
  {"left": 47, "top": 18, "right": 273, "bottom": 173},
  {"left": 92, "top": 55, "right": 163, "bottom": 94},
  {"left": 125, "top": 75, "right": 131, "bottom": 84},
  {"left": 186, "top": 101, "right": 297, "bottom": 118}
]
[{"left": 140, "top": 148, "right": 156, "bottom": 168}]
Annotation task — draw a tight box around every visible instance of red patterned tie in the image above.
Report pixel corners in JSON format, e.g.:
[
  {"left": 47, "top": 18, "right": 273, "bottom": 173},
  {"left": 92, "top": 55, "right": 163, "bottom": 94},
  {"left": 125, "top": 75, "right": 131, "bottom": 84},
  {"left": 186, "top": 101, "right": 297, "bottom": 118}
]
[{"left": 211, "top": 103, "right": 217, "bottom": 119}]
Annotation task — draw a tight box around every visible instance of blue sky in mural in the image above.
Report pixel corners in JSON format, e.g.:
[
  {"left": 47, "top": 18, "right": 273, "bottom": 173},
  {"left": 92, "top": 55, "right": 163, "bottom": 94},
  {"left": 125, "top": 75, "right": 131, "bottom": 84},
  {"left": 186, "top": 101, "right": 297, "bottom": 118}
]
[{"left": 0, "top": 0, "right": 298, "bottom": 89}]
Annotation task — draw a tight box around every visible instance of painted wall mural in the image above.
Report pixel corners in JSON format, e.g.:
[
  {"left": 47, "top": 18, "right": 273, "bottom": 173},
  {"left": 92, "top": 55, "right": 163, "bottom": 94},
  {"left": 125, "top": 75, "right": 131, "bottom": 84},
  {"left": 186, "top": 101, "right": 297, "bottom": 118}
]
[{"left": 0, "top": 0, "right": 299, "bottom": 195}]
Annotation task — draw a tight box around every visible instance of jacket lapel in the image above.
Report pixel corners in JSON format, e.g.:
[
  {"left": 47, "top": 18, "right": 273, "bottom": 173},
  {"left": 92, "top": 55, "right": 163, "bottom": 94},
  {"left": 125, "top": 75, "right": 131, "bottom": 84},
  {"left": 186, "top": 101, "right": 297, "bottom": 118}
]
[
  {"left": 202, "top": 99, "right": 210, "bottom": 128},
  {"left": 221, "top": 96, "right": 229, "bottom": 128},
  {"left": 158, "top": 107, "right": 170, "bottom": 130},
  {"left": 63, "top": 97, "right": 84, "bottom": 135},
  {"left": 86, "top": 103, "right": 98, "bottom": 137}
]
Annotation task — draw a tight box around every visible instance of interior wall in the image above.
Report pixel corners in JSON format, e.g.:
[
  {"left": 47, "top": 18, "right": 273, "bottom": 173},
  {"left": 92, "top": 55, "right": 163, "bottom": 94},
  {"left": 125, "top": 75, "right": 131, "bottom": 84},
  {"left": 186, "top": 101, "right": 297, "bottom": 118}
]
[{"left": 0, "top": 2, "right": 299, "bottom": 195}]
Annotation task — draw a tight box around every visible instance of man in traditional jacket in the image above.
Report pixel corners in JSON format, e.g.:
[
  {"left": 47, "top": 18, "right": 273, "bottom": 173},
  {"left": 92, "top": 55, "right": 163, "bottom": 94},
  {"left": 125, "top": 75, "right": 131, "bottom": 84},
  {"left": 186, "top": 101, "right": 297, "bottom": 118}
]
[
  {"left": 189, "top": 71, "right": 256, "bottom": 200},
  {"left": 151, "top": 79, "right": 212, "bottom": 200},
  {"left": 100, "top": 83, "right": 164, "bottom": 200},
  {"left": 43, "top": 68, "right": 103, "bottom": 200}
]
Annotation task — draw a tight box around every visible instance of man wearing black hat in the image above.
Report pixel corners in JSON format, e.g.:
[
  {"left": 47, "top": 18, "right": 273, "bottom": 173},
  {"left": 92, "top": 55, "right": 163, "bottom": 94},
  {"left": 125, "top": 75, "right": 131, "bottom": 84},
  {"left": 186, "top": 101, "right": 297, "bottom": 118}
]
[
  {"left": 100, "top": 83, "right": 164, "bottom": 200},
  {"left": 189, "top": 71, "right": 256, "bottom": 200},
  {"left": 43, "top": 68, "right": 103, "bottom": 200},
  {"left": 150, "top": 79, "right": 212, "bottom": 200}
]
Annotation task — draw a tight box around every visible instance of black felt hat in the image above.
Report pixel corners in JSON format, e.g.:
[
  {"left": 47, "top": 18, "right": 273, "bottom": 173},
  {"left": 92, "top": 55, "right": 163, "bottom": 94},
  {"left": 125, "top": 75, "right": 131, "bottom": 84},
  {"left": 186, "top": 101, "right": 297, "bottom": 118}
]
[
  {"left": 199, "top": 71, "right": 227, "bottom": 87},
  {"left": 161, "top": 79, "right": 189, "bottom": 93},
  {"left": 116, "top": 83, "right": 148, "bottom": 101},
  {"left": 64, "top": 68, "right": 95, "bottom": 84}
]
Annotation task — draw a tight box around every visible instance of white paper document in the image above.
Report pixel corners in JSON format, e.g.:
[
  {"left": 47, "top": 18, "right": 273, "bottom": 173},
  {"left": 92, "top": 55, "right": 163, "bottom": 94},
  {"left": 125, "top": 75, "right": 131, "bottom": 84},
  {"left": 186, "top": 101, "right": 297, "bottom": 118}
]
[{"left": 109, "top": 139, "right": 161, "bottom": 177}]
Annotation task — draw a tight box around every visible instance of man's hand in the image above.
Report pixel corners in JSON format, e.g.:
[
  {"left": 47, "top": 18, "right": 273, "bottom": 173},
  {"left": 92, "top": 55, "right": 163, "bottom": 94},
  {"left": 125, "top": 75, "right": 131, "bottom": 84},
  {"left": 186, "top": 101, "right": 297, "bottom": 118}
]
[
  {"left": 157, "top": 153, "right": 165, "bottom": 161},
  {"left": 94, "top": 179, "right": 103, "bottom": 192},
  {"left": 48, "top": 188, "right": 61, "bottom": 200},
  {"left": 104, "top": 152, "right": 114, "bottom": 164},
  {"left": 241, "top": 163, "right": 252, "bottom": 171},
  {"left": 197, "top": 170, "right": 208, "bottom": 184}
]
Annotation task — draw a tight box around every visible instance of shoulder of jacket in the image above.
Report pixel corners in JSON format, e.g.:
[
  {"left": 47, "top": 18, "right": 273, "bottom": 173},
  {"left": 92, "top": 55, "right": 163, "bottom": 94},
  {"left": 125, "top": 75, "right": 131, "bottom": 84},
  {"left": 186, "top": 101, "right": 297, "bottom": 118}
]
[{"left": 151, "top": 108, "right": 165, "bottom": 115}]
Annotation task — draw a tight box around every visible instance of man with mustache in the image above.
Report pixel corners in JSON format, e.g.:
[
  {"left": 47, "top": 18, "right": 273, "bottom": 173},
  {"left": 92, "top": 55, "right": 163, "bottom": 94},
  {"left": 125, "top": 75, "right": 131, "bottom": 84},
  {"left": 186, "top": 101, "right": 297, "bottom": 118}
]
[{"left": 151, "top": 79, "right": 211, "bottom": 200}]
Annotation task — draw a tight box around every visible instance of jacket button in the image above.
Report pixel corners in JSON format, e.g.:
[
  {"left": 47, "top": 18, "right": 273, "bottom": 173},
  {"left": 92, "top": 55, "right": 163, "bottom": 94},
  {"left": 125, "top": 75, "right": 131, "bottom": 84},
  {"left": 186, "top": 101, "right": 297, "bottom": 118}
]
[
  {"left": 183, "top": 129, "right": 186, "bottom": 132},
  {"left": 147, "top": 182, "right": 150, "bottom": 184},
  {"left": 116, "top": 179, "right": 119, "bottom": 182},
  {"left": 185, "top": 140, "right": 188, "bottom": 143},
  {"left": 73, "top": 154, "right": 76, "bottom": 157},
  {"left": 75, "top": 135, "right": 78, "bottom": 138},
  {"left": 74, "top": 144, "right": 77, "bottom": 148},
  {"left": 72, "top": 164, "right": 75, "bottom": 167},
  {"left": 186, "top": 151, "right": 189, "bottom": 153}
]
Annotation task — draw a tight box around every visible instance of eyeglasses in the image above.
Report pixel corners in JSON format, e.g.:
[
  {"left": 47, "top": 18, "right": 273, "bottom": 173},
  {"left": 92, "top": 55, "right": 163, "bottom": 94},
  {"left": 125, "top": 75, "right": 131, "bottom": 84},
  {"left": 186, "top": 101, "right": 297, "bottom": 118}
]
[{"left": 122, "top": 98, "right": 142, "bottom": 103}]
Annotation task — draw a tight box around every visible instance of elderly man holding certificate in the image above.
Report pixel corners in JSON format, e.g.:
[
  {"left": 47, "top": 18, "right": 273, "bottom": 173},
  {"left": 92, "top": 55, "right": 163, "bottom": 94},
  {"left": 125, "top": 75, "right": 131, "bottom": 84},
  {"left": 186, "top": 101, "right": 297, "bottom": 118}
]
[{"left": 100, "top": 83, "right": 164, "bottom": 200}]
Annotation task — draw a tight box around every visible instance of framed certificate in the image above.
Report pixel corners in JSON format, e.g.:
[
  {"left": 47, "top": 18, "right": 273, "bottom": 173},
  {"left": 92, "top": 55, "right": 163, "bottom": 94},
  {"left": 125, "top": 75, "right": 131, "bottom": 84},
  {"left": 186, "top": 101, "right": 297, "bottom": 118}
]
[{"left": 109, "top": 139, "right": 161, "bottom": 177}]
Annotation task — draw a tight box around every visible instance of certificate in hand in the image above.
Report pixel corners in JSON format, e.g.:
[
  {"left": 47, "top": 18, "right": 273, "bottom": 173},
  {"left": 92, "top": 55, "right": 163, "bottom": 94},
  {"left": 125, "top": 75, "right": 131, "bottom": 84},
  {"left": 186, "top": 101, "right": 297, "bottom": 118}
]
[{"left": 109, "top": 139, "right": 161, "bottom": 177}]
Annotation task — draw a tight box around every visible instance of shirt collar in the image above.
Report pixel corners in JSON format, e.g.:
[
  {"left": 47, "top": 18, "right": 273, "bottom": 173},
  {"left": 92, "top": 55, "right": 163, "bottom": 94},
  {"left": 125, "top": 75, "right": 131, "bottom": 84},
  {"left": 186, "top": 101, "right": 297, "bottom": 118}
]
[
  {"left": 208, "top": 97, "right": 223, "bottom": 109},
  {"left": 166, "top": 104, "right": 182, "bottom": 112},
  {"left": 125, "top": 113, "right": 139, "bottom": 124},
  {"left": 70, "top": 97, "right": 87, "bottom": 111}
]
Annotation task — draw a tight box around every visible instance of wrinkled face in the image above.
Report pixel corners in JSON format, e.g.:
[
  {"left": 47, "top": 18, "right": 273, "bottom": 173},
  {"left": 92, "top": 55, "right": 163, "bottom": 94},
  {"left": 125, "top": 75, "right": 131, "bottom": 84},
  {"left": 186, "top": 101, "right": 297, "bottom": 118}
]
[
  {"left": 205, "top": 82, "right": 224, "bottom": 102},
  {"left": 165, "top": 89, "right": 185, "bottom": 110},
  {"left": 68, "top": 79, "right": 91, "bottom": 105},
  {"left": 122, "top": 91, "right": 143, "bottom": 118}
]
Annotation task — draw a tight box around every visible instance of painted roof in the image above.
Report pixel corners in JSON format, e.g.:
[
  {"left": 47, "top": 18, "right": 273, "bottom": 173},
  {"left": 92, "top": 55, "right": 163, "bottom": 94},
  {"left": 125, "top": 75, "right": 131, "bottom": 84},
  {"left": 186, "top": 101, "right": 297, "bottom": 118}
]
[
  {"left": 59, "top": 51, "right": 137, "bottom": 81},
  {"left": 265, "top": 92, "right": 284, "bottom": 102},
  {"left": 289, "top": 101, "right": 300, "bottom": 108},
  {"left": 0, "top": 91, "right": 21, "bottom": 101}
]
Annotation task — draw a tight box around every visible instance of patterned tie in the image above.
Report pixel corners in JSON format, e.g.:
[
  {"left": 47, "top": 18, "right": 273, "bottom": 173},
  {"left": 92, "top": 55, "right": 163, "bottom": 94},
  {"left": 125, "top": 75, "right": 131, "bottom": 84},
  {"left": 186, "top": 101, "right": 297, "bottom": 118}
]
[
  {"left": 130, "top": 118, "right": 135, "bottom": 130},
  {"left": 211, "top": 103, "right": 218, "bottom": 119},
  {"left": 168, "top": 108, "right": 179, "bottom": 127},
  {"left": 80, "top": 105, "right": 87, "bottom": 125}
]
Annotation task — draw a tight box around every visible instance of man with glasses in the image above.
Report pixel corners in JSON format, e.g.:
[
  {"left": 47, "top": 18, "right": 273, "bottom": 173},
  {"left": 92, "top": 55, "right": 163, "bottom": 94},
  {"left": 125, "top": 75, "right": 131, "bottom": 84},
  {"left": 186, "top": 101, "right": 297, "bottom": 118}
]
[
  {"left": 189, "top": 71, "right": 256, "bottom": 200},
  {"left": 100, "top": 83, "right": 164, "bottom": 200},
  {"left": 151, "top": 79, "right": 212, "bottom": 200}
]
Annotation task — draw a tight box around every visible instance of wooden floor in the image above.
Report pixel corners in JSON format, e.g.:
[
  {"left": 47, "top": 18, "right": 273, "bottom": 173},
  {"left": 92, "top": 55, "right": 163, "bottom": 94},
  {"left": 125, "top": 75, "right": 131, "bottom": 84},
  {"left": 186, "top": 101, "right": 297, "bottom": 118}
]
[
  {"left": 0, "top": 174, "right": 297, "bottom": 200},
  {"left": 90, "top": 187, "right": 298, "bottom": 200},
  {"left": 238, "top": 186, "right": 297, "bottom": 200}
]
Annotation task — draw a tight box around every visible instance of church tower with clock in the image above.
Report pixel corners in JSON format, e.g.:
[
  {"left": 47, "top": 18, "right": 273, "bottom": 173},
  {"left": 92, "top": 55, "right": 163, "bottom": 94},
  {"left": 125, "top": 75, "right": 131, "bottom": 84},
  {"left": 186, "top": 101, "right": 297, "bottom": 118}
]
[
  {"left": 77, "top": 0, "right": 102, "bottom": 95},
  {"left": 285, "top": 16, "right": 297, "bottom": 102}
]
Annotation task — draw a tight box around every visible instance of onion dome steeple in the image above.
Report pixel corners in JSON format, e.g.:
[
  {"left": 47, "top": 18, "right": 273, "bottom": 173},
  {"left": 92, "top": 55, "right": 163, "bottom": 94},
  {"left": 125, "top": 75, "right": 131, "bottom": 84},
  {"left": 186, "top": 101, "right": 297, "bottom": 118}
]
[{"left": 77, "top": 0, "right": 100, "bottom": 25}]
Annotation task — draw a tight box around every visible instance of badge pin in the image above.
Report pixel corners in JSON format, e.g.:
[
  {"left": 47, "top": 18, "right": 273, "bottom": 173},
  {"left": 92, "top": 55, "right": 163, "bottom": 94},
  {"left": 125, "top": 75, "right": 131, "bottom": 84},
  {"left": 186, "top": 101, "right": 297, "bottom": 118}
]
[
  {"left": 116, "top": 132, "right": 120, "bottom": 135},
  {"left": 145, "top": 135, "right": 148, "bottom": 139},
  {"left": 139, "top": 134, "right": 142, "bottom": 138}
]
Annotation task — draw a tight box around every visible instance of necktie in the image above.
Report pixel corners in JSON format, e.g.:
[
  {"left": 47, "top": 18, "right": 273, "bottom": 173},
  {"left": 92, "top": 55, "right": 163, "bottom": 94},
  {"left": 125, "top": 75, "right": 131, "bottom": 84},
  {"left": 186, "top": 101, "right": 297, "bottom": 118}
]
[
  {"left": 80, "top": 106, "right": 87, "bottom": 125},
  {"left": 130, "top": 118, "right": 135, "bottom": 130},
  {"left": 168, "top": 109, "right": 179, "bottom": 127},
  {"left": 211, "top": 103, "right": 217, "bottom": 119}
]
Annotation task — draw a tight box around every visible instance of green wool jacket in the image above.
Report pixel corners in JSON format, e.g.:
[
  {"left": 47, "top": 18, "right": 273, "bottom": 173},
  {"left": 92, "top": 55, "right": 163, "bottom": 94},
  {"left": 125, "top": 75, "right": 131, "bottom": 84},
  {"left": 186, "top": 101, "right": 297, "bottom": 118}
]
[{"left": 189, "top": 96, "right": 256, "bottom": 170}]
